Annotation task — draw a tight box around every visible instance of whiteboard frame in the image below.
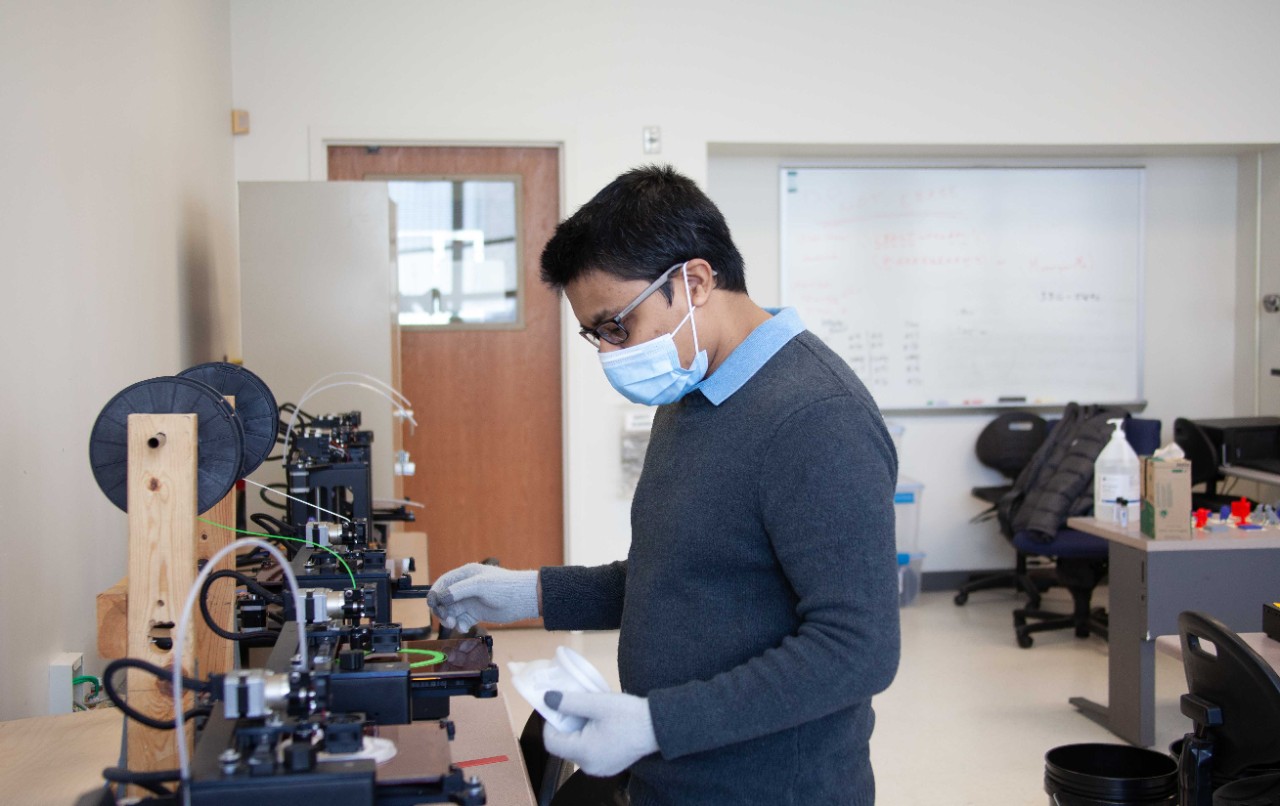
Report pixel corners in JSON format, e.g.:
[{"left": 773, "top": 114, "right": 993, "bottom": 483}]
[{"left": 778, "top": 162, "right": 1147, "bottom": 414}]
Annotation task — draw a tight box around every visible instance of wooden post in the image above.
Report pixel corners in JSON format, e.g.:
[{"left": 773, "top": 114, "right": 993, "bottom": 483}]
[
  {"left": 126, "top": 413, "right": 198, "bottom": 781},
  {"left": 195, "top": 397, "right": 236, "bottom": 679},
  {"left": 99, "top": 401, "right": 240, "bottom": 676}
]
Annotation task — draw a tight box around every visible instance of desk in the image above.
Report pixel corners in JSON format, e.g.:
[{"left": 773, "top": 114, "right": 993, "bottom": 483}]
[
  {"left": 1220, "top": 464, "right": 1280, "bottom": 487},
  {"left": 0, "top": 708, "right": 122, "bottom": 804},
  {"left": 447, "top": 691, "right": 537, "bottom": 805},
  {"left": 0, "top": 694, "right": 534, "bottom": 806},
  {"left": 0, "top": 597, "right": 534, "bottom": 806},
  {"left": 394, "top": 595, "right": 537, "bottom": 805},
  {"left": 1064, "top": 516, "right": 1280, "bottom": 747}
]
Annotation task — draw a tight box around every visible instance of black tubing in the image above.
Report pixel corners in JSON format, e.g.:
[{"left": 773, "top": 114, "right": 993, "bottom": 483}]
[
  {"left": 199, "top": 569, "right": 282, "bottom": 641},
  {"left": 101, "top": 766, "right": 178, "bottom": 797},
  {"left": 102, "top": 659, "right": 210, "bottom": 731},
  {"left": 259, "top": 483, "right": 289, "bottom": 511},
  {"left": 250, "top": 512, "right": 296, "bottom": 538}
]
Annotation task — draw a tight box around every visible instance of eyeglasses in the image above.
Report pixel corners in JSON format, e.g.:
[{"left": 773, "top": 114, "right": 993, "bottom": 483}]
[{"left": 578, "top": 262, "right": 685, "bottom": 348}]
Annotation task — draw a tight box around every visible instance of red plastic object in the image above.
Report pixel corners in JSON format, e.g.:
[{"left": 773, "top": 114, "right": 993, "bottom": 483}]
[
  {"left": 1231, "top": 497, "right": 1252, "bottom": 523},
  {"left": 1194, "top": 508, "right": 1210, "bottom": 529}
]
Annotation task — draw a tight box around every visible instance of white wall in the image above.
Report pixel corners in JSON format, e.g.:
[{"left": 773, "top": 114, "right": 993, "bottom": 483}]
[
  {"left": 0, "top": 1, "right": 237, "bottom": 720},
  {"left": 228, "top": 1, "right": 1280, "bottom": 572}
]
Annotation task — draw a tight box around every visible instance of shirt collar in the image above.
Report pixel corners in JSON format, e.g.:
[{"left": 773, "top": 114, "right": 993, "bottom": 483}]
[{"left": 696, "top": 307, "right": 805, "bottom": 406}]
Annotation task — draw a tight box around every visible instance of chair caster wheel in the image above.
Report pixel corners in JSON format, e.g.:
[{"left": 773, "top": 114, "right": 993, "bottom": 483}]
[
  {"left": 954, "top": 592, "right": 969, "bottom": 606},
  {"left": 1017, "top": 631, "right": 1034, "bottom": 649}
]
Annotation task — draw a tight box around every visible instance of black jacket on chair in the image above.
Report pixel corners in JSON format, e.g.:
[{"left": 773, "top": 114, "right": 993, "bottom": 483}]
[{"left": 998, "top": 402, "right": 1130, "bottom": 541}]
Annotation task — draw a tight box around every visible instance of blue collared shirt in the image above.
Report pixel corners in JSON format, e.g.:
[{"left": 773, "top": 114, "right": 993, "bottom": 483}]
[{"left": 696, "top": 307, "right": 806, "bottom": 406}]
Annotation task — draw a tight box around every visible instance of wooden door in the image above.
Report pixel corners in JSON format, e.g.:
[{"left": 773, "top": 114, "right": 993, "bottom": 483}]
[{"left": 329, "top": 146, "right": 563, "bottom": 581}]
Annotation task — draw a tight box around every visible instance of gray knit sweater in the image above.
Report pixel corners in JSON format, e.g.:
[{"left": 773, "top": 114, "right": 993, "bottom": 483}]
[{"left": 541, "top": 330, "right": 901, "bottom": 806}]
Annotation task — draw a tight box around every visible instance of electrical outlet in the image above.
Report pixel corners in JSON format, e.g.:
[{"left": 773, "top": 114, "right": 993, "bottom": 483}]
[
  {"left": 642, "top": 125, "right": 661, "bottom": 155},
  {"left": 48, "top": 652, "right": 84, "bottom": 715}
]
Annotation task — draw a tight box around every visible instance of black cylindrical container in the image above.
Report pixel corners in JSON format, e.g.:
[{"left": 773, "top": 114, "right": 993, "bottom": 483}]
[{"left": 1045, "top": 743, "right": 1178, "bottom": 805}]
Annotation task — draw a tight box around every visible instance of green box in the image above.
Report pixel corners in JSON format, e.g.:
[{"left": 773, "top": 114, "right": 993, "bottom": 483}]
[{"left": 1140, "top": 456, "right": 1192, "bottom": 540}]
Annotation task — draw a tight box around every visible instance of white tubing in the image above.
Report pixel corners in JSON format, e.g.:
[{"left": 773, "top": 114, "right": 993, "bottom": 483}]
[
  {"left": 302, "top": 371, "right": 412, "bottom": 408},
  {"left": 282, "top": 381, "right": 417, "bottom": 459},
  {"left": 173, "top": 538, "right": 305, "bottom": 797}
]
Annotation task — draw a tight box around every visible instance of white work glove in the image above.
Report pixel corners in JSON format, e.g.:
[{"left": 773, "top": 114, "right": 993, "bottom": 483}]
[
  {"left": 542, "top": 690, "right": 659, "bottom": 777},
  {"left": 427, "top": 563, "right": 539, "bottom": 632}
]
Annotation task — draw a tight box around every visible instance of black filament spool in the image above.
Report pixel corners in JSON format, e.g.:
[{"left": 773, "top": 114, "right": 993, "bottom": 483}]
[
  {"left": 89, "top": 376, "right": 245, "bottom": 513},
  {"left": 177, "top": 362, "right": 279, "bottom": 476}
]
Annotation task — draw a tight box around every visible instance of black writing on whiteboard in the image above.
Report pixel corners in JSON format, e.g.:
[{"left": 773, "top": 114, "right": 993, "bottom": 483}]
[{"left": 782, "top": 167, "right": 1143, "bottom": 409}]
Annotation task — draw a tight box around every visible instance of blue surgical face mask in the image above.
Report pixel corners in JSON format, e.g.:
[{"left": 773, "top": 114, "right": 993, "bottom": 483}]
[{"left": 598, "top": 264, "right": 708, "bottom": 406}]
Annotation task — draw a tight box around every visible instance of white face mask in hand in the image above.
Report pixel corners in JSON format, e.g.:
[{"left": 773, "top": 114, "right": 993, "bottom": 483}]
[{"left": 598, "top": 263, "right": 708, "bottom": 406}]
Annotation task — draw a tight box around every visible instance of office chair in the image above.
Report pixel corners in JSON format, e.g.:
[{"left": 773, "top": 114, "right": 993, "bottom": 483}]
[
  {"left": 1176, "top": 611, "right": 1280, "bottom": 806},
  {"left": 519, "top": 710, "right": 629, "bottom": 806},
  {"left": 1011, "top": 528, "right": 1109, "bottom": 648},
  {"left": 1174, "top": 418, "right": 1248, "bottom": 512},
  {"left": 1011, "top": 417, "right": 1160, "bottom": 649},
  {"left": 955, "top": 412, "right": 1051, "bottom": 607}
]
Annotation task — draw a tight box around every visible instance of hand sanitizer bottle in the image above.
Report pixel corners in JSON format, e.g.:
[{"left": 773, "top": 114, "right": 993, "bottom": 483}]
[{"left": 1094, "top": 418, "right": 1141, "bottom": 524}]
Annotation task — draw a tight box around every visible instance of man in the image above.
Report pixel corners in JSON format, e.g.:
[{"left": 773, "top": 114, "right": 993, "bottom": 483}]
[{"left": 428, "top": 165, "right": 899, "bottom": 805}]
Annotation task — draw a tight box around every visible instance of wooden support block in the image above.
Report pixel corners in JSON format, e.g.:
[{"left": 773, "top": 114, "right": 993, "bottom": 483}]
[
  {"left": 96, "top": 578, "right": 128, "bottom": 660},
  {"left": 195, "top": 397, "right": 236, "bottom": 680},
  {"left": 103, "top": 485, "right": 239, "bottom": 674},
  {"left": 99, "top": 478, "right": 237, "bottom": 674},
  {"left": 126, "top": 413, "right": 198, "bottom": 780}
]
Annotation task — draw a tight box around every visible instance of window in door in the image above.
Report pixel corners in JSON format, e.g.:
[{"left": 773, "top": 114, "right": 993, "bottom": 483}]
[{"left": 387, "top": 177, "right": 521, "bottom": 328}]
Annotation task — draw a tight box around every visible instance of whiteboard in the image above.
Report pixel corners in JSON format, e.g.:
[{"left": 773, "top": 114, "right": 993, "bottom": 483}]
[{"left": 780, "top": 167, "right": 1145, "bottom": 411}]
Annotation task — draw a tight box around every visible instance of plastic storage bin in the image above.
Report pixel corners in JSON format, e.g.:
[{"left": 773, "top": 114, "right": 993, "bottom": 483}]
[
  {"left": 894, "top": 477, "right": 923, "bottom": 553},
  {"left": 897, "top": 552, "right": 924, "bottom": 607},
  {"left": 895, "top": 478, "right": 924, "bottom": 606}
]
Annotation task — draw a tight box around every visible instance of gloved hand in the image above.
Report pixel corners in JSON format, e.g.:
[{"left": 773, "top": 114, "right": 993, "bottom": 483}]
[
  {"left": 542, "top": 690, "right": 659, "bottom": 777},
  {"left": 427, "top": 563, "right": 539, "bottom": 632}
]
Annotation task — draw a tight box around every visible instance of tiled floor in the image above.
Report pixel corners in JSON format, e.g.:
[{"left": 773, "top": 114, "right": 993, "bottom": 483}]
[{"left": 489, "top": 584, "right": 1191, "bottom": 805}]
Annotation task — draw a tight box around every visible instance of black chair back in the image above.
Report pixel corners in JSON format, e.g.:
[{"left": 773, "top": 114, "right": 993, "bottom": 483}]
[
  {"left": 1179, "top": 611, "right": 1280, "bottom": 791},
  {"left": 1173, "top": 418, "right": 1257, "bottom": 511},
  {"left": 1174, "top": 418, "right": 1226, "bottom": 489},
  {"left": 976, "top": 412, "right": 1049, "bottom": 479}
]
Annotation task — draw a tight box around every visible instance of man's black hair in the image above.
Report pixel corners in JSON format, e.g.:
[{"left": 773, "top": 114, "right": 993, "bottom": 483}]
[{"left": 539, "top": 164, "right": 747, "bottom": 301}]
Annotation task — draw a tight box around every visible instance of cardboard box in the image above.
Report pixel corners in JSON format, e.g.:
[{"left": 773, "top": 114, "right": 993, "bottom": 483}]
[{"left": 1140, "top": 455, "right": 1193, "bottom": 540}]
